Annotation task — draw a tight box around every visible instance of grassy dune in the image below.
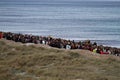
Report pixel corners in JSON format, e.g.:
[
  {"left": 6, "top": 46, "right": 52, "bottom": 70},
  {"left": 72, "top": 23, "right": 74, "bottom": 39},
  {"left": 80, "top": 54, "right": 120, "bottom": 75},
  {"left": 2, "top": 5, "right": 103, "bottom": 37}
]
[{"left": 0, "top": 39, "right": 120, "bottom": 80}]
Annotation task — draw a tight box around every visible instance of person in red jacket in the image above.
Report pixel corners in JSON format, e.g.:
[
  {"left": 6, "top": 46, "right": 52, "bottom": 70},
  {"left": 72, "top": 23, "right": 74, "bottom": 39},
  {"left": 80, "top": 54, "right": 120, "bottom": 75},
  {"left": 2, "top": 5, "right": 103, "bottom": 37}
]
[{"left": 0, "top": 32, "right": 3, "bottom": 39}]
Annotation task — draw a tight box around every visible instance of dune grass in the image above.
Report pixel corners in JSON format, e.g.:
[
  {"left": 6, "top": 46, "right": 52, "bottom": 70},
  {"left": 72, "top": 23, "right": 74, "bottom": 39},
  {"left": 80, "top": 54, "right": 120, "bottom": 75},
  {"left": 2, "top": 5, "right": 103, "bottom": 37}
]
[{"left": 0, "top": 39, "right": 120, "bottom": 80}]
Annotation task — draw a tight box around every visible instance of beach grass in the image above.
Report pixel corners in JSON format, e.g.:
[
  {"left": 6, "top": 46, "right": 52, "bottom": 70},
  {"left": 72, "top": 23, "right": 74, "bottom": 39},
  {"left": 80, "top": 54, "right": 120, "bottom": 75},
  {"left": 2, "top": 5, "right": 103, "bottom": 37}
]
[{"left": 0, "top": 39, "right": 120, "bottom": 80}]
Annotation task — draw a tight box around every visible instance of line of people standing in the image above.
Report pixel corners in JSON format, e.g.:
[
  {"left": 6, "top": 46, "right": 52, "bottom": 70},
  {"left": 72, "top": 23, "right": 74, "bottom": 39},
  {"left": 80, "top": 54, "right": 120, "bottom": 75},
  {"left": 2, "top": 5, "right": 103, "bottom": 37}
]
[{"left": 0, "top": 31, "right": 120, "bottom": 56}]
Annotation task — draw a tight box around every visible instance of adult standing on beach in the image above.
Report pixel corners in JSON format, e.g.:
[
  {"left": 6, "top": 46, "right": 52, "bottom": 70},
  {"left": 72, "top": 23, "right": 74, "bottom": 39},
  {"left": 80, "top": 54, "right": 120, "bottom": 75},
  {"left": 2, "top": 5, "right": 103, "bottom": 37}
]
[{"left": 0, "top": 32, "right": 3, "bottom": 39}]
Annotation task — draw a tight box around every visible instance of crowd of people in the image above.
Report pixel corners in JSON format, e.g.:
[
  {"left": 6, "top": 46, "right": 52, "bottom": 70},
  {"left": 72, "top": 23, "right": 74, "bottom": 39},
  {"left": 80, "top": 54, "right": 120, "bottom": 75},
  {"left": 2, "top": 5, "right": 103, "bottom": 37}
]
[{"left": 0, "top": 32, "right": 120, "bottom": 56}]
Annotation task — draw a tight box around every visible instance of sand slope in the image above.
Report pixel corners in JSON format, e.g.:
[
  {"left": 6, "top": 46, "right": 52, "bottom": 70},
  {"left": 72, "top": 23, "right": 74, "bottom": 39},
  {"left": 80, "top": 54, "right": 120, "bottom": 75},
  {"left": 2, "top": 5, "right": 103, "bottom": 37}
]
[{"left": 0, "top": 39, "right": 120, "bottom": 80}]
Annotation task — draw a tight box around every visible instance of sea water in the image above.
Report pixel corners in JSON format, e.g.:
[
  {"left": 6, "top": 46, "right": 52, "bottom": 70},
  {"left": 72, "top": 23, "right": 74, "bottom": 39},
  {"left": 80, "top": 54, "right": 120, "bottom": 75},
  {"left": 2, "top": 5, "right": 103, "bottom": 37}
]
[{"left": 0, "top": 0, "right": 120, "bottom": 48}]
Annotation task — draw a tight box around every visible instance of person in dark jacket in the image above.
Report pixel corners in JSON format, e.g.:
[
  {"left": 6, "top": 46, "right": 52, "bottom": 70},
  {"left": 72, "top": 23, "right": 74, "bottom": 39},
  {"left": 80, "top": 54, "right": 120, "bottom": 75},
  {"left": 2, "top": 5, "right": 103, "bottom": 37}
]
[{"left": 0, "top": 32, "right": 3, "bottom": 39}]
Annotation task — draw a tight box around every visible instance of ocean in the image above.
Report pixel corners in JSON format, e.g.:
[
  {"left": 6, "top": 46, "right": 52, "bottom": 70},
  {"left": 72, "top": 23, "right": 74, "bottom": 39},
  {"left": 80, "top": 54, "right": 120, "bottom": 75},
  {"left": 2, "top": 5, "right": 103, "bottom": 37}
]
[{"left": 0, "top": 0, "right": 120, "bottom": 48}]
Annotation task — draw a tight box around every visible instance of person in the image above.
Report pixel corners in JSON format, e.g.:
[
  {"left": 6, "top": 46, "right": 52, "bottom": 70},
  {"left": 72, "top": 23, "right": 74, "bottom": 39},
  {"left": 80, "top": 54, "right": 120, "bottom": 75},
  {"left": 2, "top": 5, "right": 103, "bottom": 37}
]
[
  {"left": 66, "top": 42, "right": 71, "bottom": 49},
  {"left": 0, "top": 32, "right": 3, "bottom": 39},
  {"left": 93, "top": 48, "right": 97, "bottom": 53},
  {"left": 66, "top": 44, "right": 71, "bottom": 50}
]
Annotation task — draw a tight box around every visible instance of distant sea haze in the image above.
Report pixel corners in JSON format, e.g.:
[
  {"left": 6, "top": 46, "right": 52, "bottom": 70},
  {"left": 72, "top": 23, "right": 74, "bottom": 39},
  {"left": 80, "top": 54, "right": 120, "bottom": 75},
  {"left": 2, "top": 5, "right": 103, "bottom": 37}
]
[{"left": 0, "top": 0, "right": 120, "bottom": 48}]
